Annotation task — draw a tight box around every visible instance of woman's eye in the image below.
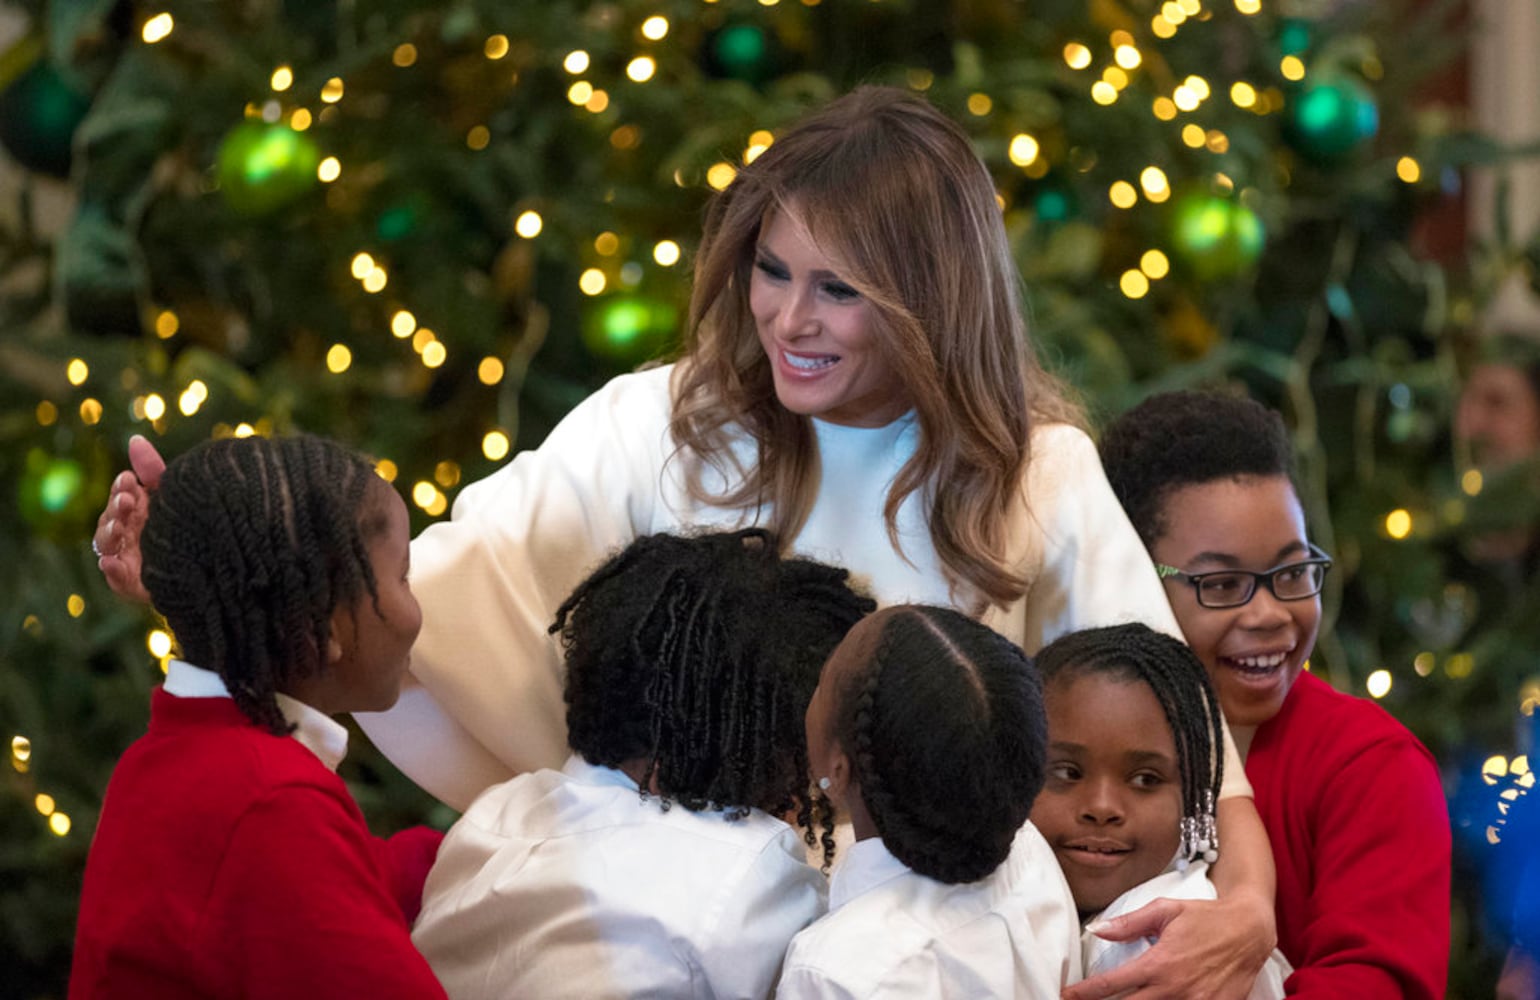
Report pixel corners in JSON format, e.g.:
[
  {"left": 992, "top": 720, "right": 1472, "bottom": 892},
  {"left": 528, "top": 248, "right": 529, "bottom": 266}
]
[
  {"left": 754, "top": 257, "right": 788, "bottom": 281},
  {"left": 821, "top": 280, "right": 860, "bottom": 302}
]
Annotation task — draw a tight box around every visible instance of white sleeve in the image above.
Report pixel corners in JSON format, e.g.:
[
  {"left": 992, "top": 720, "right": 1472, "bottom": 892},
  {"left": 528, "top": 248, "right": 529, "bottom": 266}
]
[
  {"left": 1018, "top": 425, "right": 1252, "bottom": 800},
  {"left": 355, "top": 368, "right": 676, "bottom": 809},
  {"left": 1019, "top": 424, "right": 1185, "bottom": 648},
  {"left": 698, "top": 829, "right": 827, "bottom": 1000}
]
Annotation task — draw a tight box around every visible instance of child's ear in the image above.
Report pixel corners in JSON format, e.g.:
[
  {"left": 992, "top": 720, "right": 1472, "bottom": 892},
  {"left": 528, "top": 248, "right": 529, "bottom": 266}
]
[
  {"left": 326, "top": 606, "right": 353, "bottom": 665},
  {"left": 823, "top": 745, "right": 854, "bottom": 805}
]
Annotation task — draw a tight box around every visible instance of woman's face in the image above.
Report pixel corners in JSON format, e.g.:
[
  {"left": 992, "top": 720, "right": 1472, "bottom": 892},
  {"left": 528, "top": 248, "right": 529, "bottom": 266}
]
[{"left": 749, "top": 204, "right": 910, "bottom": 428}]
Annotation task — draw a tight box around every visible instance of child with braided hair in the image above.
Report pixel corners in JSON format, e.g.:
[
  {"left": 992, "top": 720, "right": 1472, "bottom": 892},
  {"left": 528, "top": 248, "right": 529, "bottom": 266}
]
[
  {"left": 1028, "top": 622, "right": 1290, "bottom": 998},
  {"left": 411, "top": 528, "right": 875, "bottom": 1000},
  {"left": 70, "top": 435, "right": 445, "bottom": 1000},
  {"left": 776, "top": 604, "right": 1080, "bottom": 999}
]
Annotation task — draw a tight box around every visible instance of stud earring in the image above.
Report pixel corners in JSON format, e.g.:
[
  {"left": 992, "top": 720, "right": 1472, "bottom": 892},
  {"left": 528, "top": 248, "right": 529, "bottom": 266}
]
[{"left": 817, "top": 777, "right": 831, "bottom": 791}]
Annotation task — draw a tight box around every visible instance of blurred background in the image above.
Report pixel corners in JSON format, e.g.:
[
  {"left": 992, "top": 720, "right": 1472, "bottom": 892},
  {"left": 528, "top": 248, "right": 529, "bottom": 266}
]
[{"left": 2, "top": 0, "right": 1537, "bottom": 995}]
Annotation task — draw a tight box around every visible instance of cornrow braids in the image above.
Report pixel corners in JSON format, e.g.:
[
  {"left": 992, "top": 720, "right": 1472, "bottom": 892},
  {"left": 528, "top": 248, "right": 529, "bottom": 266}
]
[
  {"left": 834, "top": 605, "right": 1047, "bottom": 885},
  {"left": 1034, "top": 623, "right": 1225, "bottom": 865},
  {"left": 141, "top": 435, "right": 386, "bottom": 735},
  {"left": 1100, "top": 390, "right": 1293, "bottom": 547},
  {"left": 551, "top": 529, "right": 873, "bottom": 866}
]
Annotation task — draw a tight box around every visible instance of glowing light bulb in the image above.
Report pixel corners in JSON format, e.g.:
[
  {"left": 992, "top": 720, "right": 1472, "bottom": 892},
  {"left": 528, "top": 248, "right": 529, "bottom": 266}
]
[
  {"left": 142, "top": 13, "right": 174, "bottom": 43},
  {"left": 483, "top": 430, "right": 511, "bottom": 461}
]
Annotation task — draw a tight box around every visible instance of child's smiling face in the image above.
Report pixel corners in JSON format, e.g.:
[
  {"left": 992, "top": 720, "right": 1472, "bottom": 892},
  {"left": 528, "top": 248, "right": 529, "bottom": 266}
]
[
  {"left": 1030, "top": 671, "right": 1182, "bottom": 918},
  {"left": 1151, "top": 474, "right": 1321, "bottom": 729}
]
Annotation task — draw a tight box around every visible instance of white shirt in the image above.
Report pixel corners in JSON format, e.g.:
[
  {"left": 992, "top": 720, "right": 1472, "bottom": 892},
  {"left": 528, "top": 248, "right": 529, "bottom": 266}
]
[
  {"left": 162, "top": 659, "right": 348, "bottom": 770},
  {"left": 412, "top": 754, "right": 826, "bottom": 1000},
  {"left": 775, "top": 822, "right": 1081, "bottom": 999},
  {"left": 354, "top": 364, "right": 1247, "bottom": 810},
  {"left": 1084, "top": 860, "right": 1290, "bottom": 1000}
]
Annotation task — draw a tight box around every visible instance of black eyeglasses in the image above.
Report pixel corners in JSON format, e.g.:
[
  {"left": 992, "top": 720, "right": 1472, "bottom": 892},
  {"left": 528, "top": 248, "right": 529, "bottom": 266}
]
[{"left": 1155, "top": 544, "right": 1333, "bottom": 609}]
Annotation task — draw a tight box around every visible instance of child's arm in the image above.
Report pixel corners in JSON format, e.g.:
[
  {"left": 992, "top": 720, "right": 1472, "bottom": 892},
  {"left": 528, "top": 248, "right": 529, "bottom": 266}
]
[
  {"left": 206, "top": 784, "right": 448, "bottom": 999},
  {"left": 1063, "top": 795, "right": 1276, "bottom": 1000},
  {"left": 369, "top": 824, "right": 446, "bottom": 925}
]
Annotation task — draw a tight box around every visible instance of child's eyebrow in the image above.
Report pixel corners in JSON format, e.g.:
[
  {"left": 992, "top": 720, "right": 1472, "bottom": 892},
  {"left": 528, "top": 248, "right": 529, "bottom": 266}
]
[
  {"left": 1182, "top": 539, "right": 1310, "bottom": 570},
  {"left": 1122, "top": 749, "right": 1175, "bottom": 768}
]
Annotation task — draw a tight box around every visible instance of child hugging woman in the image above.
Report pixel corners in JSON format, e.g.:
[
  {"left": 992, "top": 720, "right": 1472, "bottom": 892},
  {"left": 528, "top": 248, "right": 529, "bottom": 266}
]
[
  {"left": 1028, "top": 622, "right": 1290, "bottom": 998},
  {"left": 411, "top": 528, "right": 874, "bottom": 1000},
  {"left": 777, "top": 604, "right": 1080, "bottom": 999},
  {"left": 70, "top": 435, "right": 445, "bottom": 999}
]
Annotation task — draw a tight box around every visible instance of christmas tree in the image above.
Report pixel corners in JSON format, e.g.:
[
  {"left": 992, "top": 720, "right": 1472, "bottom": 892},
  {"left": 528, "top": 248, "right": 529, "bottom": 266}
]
[{"left": 1, "top": 0, "right": 1528, "bottom": 994}]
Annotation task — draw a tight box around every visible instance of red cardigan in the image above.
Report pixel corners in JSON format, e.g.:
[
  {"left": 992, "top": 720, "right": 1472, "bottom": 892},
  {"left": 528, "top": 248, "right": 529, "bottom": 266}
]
[
  {"left": 1245, "top": 671, "right": 1451, "bottom": 998},
  {"left": 70, "top": 690, "right": 446, "bottom": 1000}
]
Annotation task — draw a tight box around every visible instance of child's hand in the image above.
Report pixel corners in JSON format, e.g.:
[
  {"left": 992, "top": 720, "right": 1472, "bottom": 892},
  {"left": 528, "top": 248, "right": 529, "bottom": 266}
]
[
  {"left": 93, "top": 435, "right": 167, "bottom": 604},
  {"left": 1063, "top": 894, "right": 1274, "bottom": 1000}
]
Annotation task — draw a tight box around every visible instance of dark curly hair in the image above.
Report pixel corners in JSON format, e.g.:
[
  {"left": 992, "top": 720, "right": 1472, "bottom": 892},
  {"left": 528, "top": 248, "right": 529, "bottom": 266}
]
[
  {"left": 1034, "top": 623, "right": 1225, "bottom": 865},
  {"left": 1100, "top": 389, "right": 1293, "bottom": 546},
  {"left": 551, "top": 528, "right": 874, "bottom": 864},
  {"left": 141, "top": 434, "right": 390, "bottom": 735},
  {"left": 831, "top": 605, "right": 1046, "bottom": 884}
]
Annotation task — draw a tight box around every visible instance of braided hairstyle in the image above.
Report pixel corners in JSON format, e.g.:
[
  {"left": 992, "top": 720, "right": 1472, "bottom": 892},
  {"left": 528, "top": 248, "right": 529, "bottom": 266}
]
[
  {"left": 832, "top": 605, "right": 1046, "bottom": 885},
  {"left": 1100, "top": 390, "right": 1293, "bottom": 547},
  {"left": 141, "top": 434, "right": 389, "bottom": 735},
  {"left": 1034, "top": 622, "right": 1225, "bottom": 864},
  {"left": 551, "top": 528, "right": 873, "bottom": 862}
]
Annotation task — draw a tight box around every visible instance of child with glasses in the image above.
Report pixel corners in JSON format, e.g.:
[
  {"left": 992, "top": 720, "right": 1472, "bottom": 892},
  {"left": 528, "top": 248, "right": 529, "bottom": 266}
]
[
  {"left": 1028, "top": 622, "right": 1290, "bottom": 998},
  {"left": 1099, "top": 390, "right": 1451, "bottom": 998}
]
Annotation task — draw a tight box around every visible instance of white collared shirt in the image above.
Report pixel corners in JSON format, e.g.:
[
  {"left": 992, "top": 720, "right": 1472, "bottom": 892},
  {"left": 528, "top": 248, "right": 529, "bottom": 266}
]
[
  {"left": 776, "top": 822, "right": 1081, "bottom": 999},
  {"left": 1083, "top": 860, "right": 1290, "bottom": 1000},
  {"left": 413, "top": 754, "right": 827, "bottom": 999},
  {"left": 162, "top": 659, "right": 349, "bottom": 771}
]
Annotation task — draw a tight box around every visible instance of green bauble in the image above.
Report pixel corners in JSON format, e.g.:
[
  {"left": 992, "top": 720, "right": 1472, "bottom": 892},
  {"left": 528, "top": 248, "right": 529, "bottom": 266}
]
[
  {"left": 1283, "top": 74, "right": 1379, "bottom": 163},
  {"left": 1028, "top": 175, "right": 1080, "bottom": 224},
  {"left": 18, "top": 449, "right": 92, "bottom": 537},
  {"left": 582, "top": 294, "right": 679, "bottom": 366},
  {"left": 1277, "top": 18, "right": 1314, "bottom": 58},
  {"left": 215, "top": 121, "right": 320, "bottom": 216},
  {"left": 1168, "top": 192, "right": 1265, "bottom": 282},
  {"left": 703, "top": 21, "right": 780, "bottom": 85},
  {"left": 0, "top": 50, "right": 91, "bottom": 178}
]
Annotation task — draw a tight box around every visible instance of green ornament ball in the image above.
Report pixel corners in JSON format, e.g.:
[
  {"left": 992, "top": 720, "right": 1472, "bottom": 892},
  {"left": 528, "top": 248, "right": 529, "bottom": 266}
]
[
  {"left": 1277, "top": 18, "right": 1314, "bottom": 58},
  {"left": 18, "top": 449, "right": 92, "bottom": 536},
  {"left": 1283, "top": 75, "right": 1379, "bottom": 163},
  {"left": 215, "top": 121, "right": 321, "bottom": 217},
  {"left": 1168, "top": 192, "right": 1265, "bottom": 282},
  {"left": 703, "top": 22, "right": 779, "bottom": 85},
  {"left": 582, "top": 294, "right": 679, "bottom": 366},
  {"left": 1029, "top": 175, "right": 1080, "bottom": 224},
  {"left": 0, "top": 53, "right": 92, "bottom": 178}
]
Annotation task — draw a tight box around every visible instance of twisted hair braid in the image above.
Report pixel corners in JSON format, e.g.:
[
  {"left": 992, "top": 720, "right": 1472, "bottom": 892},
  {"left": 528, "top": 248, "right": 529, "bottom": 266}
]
[
  {"left": 1034, "top": 623, "right": 1225, "bottom": 864},
  {"left": 835, "top": 605, "right": 1046, "bottom": 884},
  {"left": 551, "top": 529, "right": 873, "bottom": 867},
  {"left": 141, "top": 435, "right": 386, "bottom": 735}
]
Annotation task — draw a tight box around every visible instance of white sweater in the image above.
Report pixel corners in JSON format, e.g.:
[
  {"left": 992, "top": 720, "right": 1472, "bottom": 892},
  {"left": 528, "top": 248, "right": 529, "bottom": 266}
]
[{"left": 356, "top": 364, "right": 1248, "bottom": 809}]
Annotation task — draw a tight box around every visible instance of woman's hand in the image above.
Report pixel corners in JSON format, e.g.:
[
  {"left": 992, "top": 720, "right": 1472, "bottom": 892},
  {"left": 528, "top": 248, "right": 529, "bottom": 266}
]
[
  {"left": 93, "top": 435, "right": 167, "bottom": 604},
  {"left": 1062, "top": 890, "right": 1276, "bottom": 1000}
]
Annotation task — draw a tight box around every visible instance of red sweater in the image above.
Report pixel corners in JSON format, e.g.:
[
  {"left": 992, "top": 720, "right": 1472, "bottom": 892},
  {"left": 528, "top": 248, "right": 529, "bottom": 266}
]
[
  {"left": 1245, "top": 671, "right": 1451, "bottom": 998},
  {"left": 70, "top": 690, "right": 447, "bottom": 1000}
]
